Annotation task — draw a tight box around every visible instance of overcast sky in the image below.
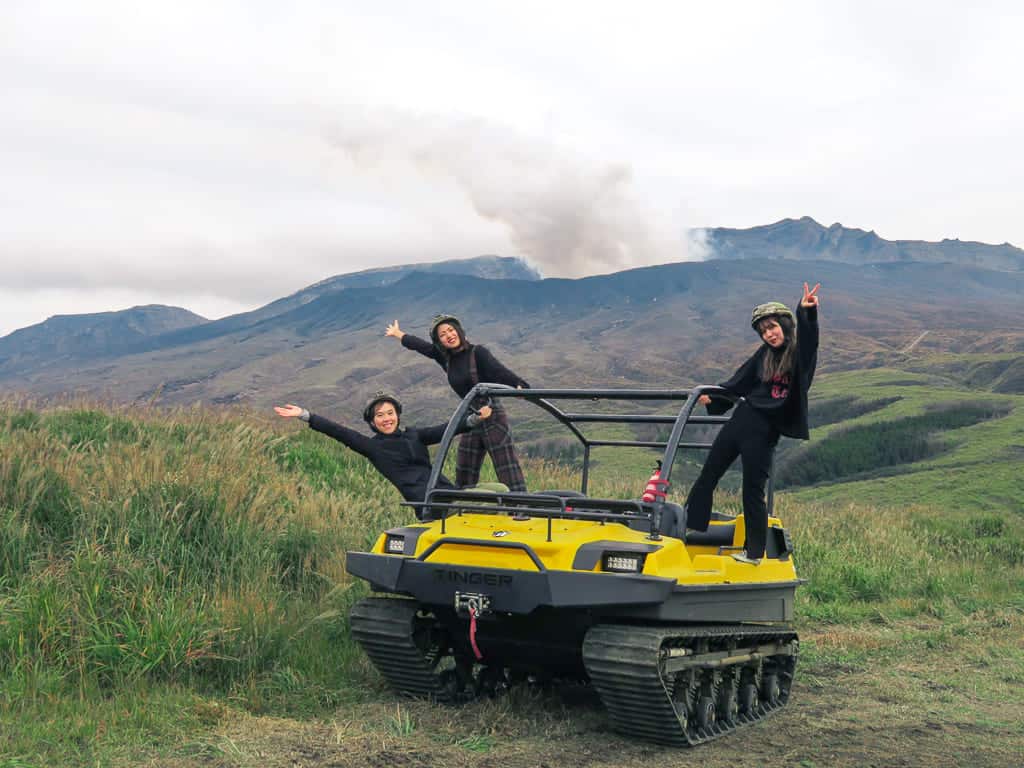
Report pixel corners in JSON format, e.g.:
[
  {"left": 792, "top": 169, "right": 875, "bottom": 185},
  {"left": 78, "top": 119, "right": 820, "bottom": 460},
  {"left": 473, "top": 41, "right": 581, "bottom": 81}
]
[{"left": 2, "top": 1, "right": 1022, "bottom": 336}]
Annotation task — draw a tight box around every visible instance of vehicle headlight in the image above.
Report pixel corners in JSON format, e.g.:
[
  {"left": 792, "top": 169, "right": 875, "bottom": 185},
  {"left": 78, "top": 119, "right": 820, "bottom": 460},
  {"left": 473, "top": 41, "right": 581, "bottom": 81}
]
[
  {"left": 385, "top": 535, "right": 406, "bottom": 555},
  {"left": 602, "top": 552, "right": 644, "bottom": 573}
]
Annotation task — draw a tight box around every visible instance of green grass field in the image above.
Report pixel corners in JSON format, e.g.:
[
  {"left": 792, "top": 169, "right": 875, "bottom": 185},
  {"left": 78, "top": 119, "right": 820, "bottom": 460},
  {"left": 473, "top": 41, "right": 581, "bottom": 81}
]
[
  {"left": 1, "top": 356, "right": 1022, "bottom": 766},
  {"left": 790, "top": 366, "right": 1024, "bottom": 513}
]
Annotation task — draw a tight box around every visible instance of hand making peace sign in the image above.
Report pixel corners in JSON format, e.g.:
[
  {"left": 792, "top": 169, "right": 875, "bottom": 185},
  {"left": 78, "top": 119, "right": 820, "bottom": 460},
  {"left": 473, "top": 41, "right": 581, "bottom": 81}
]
[{"left": 801, "top": 282, "right": 821, "bottom": 309}]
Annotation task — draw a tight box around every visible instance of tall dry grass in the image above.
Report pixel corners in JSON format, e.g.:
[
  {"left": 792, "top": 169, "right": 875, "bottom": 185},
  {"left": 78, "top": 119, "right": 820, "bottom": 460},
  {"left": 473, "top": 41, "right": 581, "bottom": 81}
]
[
  {"left": 0, "top": 403, "right": 382, "bottom": 710},
  {"left": 0, "top": 402, "right": 638, "bottom": 707}
]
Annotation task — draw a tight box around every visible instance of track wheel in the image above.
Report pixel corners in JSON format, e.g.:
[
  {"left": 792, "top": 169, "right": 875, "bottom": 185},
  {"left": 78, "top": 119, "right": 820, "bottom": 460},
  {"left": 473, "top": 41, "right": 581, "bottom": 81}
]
[
  {"left": 696, "top": 670, "right": 719, "bottom": 729},
  {"left": 671, "top": 669, "right": 700, "bottom": 728},
  {"left": 696, "top": 695, "right": 716, "bottom": 729},
  {"left": 760, "top": 671, "right": 780, "bottom": 705},
  {"left": 717, "top": 670, "right": 739, "bottom": 723},
  {"left": 739, "top": 666, "right": 760, "bottom": 715}
]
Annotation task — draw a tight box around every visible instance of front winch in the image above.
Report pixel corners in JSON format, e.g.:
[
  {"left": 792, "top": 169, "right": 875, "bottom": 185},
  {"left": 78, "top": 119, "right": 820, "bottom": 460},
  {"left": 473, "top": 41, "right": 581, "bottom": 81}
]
[
  {"left": 455, "top": 591, "right": 492, "bottom": 617},
  {"left": 455, "top": 592, "right": 492, "bottom": 661}
]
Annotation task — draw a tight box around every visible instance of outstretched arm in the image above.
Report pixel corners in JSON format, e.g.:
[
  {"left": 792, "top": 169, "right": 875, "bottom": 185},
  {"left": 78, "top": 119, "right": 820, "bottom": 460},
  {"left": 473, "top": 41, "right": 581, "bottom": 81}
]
[
  {"left": 275, "top": 403, "right": 310, "bottom": 421},
  {"left": 389, "top": 320, "right": 444, "bottom": 364},
  {"left": 417, "top": 405, "right": 493, "bottom": 445},
  {"left": 387, "top": 318, "right": 440, "bottom": 359},
  {"left": 275, "top": 404, "right": 374, "bottom": 456}
]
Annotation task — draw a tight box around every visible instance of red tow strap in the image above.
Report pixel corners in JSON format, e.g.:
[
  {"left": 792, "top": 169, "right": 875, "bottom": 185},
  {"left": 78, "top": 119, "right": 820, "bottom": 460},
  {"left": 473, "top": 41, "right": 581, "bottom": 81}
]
[{"left": 468, "top": 606, "right": 484, "bottom": 660}]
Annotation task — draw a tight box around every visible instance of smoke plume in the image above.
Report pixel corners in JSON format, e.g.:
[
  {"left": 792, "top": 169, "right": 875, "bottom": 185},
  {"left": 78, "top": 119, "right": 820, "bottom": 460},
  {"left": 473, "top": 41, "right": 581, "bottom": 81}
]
[{"left": 327, "top": 110, "right": 704, "bottom": 277}]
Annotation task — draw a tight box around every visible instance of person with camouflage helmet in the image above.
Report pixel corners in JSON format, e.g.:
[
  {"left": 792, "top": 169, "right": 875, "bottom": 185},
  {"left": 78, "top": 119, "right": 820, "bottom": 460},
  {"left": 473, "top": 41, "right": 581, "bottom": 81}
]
[
  {"left": 385, "top": 314, "right": 529, "bottom": 492},
  {"left": 685, "top": 282, "right": 821, "bottom": 565},
  {"left": 274, "top": 390, "right": 493, "bottom": 516}
]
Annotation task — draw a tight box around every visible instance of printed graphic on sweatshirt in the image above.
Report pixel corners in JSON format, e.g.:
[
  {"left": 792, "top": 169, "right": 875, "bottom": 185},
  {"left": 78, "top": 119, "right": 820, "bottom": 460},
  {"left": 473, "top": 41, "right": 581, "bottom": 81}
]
[{"left": 770, "top": 373, "right": 791, "bottom": 400}]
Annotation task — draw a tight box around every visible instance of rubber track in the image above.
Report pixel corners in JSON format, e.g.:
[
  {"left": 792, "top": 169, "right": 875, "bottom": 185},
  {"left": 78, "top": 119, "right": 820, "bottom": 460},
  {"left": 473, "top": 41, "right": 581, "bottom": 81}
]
[
  {"left": 349, "top": 597, "right": 453, "bottom": 702},
  {"left": 583, "top": 624, "right": 797, "bottom": 747}
]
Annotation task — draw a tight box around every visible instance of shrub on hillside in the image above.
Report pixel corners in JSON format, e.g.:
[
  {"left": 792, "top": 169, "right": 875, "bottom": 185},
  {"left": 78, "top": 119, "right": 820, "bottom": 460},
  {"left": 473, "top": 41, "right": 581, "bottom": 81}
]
[
  {"left": 777, "top": 402, "right": 1010, "bottom": 487},
  {"left": 807, "top": 395, "right": 901, "bottom": 429}
]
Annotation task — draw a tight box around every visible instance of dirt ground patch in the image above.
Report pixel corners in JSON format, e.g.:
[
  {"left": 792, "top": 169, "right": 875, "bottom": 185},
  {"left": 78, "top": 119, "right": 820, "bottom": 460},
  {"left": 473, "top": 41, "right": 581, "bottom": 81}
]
[{"left": 139, "top": 628, "right": 1024, "bottom": 768}]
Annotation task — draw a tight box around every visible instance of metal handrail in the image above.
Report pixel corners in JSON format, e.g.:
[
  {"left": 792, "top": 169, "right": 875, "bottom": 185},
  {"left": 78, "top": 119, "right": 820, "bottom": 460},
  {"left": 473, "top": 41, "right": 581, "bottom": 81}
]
[
  {"left": 406, "top": 489, "right": 654, "bottom": 542},
  {"left": 421, "top": 385, "right": 746, "bottom": 532}
]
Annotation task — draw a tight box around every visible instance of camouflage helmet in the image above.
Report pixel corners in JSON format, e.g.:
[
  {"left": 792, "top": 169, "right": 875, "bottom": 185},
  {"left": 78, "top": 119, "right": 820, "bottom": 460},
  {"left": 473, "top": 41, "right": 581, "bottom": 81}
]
[
  {"left": 362, "top": 390, "right": 403, "bottom": 426},
  {"left": 750, "top": 301, "right": 794, "bottom": 329},
  {"left": 429, "top": 313, "right": 466, "bottom": 347}
]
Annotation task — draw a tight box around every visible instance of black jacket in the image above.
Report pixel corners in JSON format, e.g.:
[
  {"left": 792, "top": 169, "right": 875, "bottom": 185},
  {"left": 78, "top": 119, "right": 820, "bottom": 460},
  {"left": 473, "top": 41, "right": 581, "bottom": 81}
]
[
  {"left": 307, "top": 414, "right": 475, "bottom": 506},
  {"left": 707, "top": 303, "right": 819, "bottom": 439},
  {"left": 401, "top": 334, "right": 529, "bottom": 397}
]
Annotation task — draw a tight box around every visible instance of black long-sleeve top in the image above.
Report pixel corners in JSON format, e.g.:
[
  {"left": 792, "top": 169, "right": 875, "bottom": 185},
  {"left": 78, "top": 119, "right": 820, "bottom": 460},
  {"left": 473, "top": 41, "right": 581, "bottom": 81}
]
[
  {"left": 400, "top": 334, "right": 529, "bottom": 397},
  {"left": 307, "top": 414, "right": 474, "bottom": 506},
  {"left": 707, "top": 303, "right": 819, "bottom": 439}
]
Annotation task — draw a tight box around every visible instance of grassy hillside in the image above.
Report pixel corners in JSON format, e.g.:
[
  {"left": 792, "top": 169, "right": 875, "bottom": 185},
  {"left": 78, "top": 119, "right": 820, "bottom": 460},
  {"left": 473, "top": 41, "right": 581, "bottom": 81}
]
[
  {"left": 1, "top": 388, "right": 1022, "bottom": 766},
  {"left": 785, "top": 364, "right": 1024, "bottom": 513}
]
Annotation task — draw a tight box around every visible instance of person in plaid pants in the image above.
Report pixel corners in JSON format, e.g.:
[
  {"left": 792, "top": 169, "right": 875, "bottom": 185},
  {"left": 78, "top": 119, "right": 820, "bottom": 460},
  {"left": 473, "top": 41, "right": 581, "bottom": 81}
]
[{"left": 385, "top": 313, "right": 529, "bottom": 492}]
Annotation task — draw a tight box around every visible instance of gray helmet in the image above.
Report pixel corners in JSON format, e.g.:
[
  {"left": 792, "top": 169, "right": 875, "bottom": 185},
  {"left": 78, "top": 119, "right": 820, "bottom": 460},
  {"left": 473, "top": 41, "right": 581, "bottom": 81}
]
[
  {"left": 363, "top": 390, "right": 403, "bottom": 426},
  {"left": 429, "top": 313, "right": 466, "bottom": 348},
  {"left": 750, "top": 301, "right": 794, "bottom": 329}
]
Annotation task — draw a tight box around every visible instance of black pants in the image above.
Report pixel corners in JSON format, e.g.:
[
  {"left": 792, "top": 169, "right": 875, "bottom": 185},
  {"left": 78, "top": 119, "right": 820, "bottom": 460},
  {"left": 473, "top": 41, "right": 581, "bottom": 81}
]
[{"left": 685, "top": 403, "right": 779, "bottom": 559}]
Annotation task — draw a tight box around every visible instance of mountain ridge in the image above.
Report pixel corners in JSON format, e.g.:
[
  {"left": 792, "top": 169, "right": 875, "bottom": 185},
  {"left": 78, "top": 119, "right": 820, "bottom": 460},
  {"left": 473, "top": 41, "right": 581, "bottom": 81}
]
[
  {"left": 0, "top": 305, "right": 207, "bottom": 371},
  {"left": 2, "top": 257, "right": 1022, "bottom": 419},
  {"left": 2, "top": 223, "right": 1023, "bottom": 417},
  {"left": 703, "top": 216, "right": 1024, "bottom": 271}
]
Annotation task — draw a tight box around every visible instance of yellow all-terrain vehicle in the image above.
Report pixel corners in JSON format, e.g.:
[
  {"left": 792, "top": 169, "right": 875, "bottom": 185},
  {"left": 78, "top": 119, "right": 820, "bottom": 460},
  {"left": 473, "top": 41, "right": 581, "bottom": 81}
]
[{"left": 346, "top": 385, "right": 801, "bottom": 746}]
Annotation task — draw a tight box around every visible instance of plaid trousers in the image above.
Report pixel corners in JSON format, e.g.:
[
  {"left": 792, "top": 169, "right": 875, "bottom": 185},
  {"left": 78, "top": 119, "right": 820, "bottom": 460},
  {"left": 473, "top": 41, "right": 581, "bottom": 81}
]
[{"left": 456, "top": 402, "right": 527, "bottom": 491}]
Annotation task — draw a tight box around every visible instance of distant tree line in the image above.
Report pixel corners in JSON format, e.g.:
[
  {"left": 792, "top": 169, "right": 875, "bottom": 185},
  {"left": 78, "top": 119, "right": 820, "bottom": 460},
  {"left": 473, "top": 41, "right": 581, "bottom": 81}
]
[
  {"left": 777, "top": 402, "right": 1010, "bottom": 488},
  {"left": 808, "top": 395, "right": 902, "bottom": 429}
]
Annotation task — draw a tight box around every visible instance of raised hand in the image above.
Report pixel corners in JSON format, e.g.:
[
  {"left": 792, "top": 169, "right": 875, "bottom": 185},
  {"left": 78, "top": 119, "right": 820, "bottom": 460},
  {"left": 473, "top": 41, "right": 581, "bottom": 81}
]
[
  {"left": 697, "top": 394, "right": 711, "bottom": 406},
  {"left": 385, "top": 319, "right": 405, "bottom": 339},
  {"left": 274, "top": 404, "right": 303, "bottom": 418},
  {"left": 477, "top": 405, "right": 493, "bottom": 420},
  {"left": 801, "top": 282, "right": 821, "bottom": 308}
]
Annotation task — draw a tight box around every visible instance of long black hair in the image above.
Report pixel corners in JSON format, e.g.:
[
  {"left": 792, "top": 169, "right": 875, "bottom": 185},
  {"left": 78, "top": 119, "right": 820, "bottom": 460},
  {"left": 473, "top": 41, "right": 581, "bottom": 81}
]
[
  {"left": 758, "top": 314, "right": 797, "bottom": 381},
  {"left": 430, "top": 317, "right": 469, "bottom": 360}
]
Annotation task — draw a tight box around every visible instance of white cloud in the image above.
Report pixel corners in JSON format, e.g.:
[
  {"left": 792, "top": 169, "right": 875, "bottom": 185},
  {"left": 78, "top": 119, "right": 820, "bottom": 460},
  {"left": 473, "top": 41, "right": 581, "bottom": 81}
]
[{"left": 1, "top": 0, "right": 1023, "bottom": 335}]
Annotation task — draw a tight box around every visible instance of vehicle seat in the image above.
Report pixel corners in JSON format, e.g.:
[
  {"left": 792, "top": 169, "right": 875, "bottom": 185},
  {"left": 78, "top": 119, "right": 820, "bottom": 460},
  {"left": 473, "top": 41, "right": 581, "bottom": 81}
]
[
  {"left": 684, "top": 524, "right": 736, "bottom": 547},
  {"left": 659, "top": 502, "right": 687, "bottom": 539},
  {"left": 623, "top": 502, "right": 686, "bottom": 539}
]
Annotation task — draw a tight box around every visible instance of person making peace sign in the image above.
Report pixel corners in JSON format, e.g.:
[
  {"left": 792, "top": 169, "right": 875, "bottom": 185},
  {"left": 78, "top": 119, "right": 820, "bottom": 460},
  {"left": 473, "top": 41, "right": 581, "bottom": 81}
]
[{"left": 685, "top": 282, "right": 821, "bottom": 565}]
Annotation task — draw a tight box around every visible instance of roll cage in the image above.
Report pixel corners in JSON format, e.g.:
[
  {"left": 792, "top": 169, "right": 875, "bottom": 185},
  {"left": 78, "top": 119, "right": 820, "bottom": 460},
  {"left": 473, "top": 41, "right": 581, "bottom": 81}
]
[{"left": 404, "top": 385, "right": 771, "bottom": 540}]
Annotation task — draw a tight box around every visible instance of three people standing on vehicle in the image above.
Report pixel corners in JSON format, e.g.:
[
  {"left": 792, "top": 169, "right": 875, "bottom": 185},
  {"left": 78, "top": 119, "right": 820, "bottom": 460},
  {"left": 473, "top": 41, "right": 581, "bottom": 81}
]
[{"left": 275, "top": 281, "right": 821, "bottom": 562}]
